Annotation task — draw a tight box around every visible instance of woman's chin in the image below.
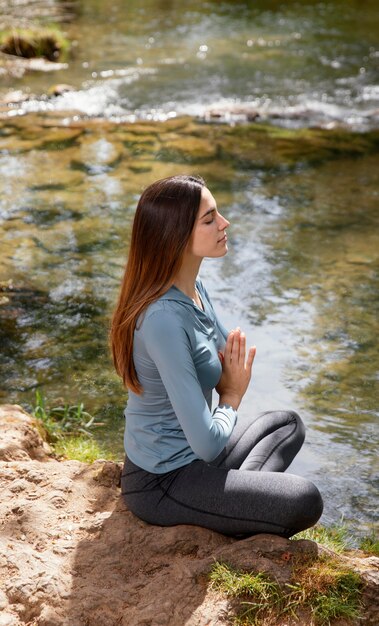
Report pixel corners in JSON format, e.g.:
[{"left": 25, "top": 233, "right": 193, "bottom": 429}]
[{"left": 207, "top": 247, "right": 228, "bottom": 259}]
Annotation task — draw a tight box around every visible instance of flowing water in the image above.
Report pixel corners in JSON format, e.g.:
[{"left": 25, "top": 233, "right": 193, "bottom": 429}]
[
  {"left": 2, "top": 0, "right": 379, "bottom": 128},
  {"left": 0, "top": 0, "right": 378, "bottom": 536}
]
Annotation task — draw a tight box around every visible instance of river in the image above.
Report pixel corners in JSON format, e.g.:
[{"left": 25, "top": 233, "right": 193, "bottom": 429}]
[{"left": 0, "top": 0, "right": 378, "bottom": 537}]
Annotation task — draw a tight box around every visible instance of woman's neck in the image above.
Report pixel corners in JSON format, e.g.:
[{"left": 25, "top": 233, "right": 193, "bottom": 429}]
[{"left": 173, "top": 256, "right": 202, "bottom": 300}]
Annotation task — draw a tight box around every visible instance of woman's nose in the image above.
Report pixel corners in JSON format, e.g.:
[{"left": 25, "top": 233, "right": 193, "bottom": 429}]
[{"left": 219, "top": 214, "right": 230, "bottom": 229}]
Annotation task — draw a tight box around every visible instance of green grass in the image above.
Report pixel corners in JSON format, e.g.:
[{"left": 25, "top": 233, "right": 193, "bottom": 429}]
[
  {"left": 209, "top": 564, "right": 284, "bottom": 624},
  {"left": 295, "top": 558, "right": 363, "bottom": 625},
  {"left": 32, "top": 390, "right": 100, "bottom": 440},
  {"left": 54, "top": 436, "right": 111, "bottom": 464},
  {"left": 359, "top": 533, "right": 379, "bottom": 556},
  {"left": 295, "top": 523, "right": 379, "bottom": 557},
  {"left": 32, "top": 390, "right": 114, "bottom": 463},
  {"left": 209, "top": 554, "right": 363, "bottom": 625},
  {"left": 293, "top": 523, "right": 353, "bottom": 553}
]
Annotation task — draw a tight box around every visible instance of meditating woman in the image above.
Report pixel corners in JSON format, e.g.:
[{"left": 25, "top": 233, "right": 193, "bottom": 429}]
[{"left": 110, "top": 174, "right": 323, "bottom": 537}]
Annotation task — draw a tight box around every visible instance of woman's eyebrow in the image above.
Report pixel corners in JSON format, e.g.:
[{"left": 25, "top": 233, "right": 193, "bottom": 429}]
[{"left": 200, "top": 207, "right": 216, "bottom": 219}]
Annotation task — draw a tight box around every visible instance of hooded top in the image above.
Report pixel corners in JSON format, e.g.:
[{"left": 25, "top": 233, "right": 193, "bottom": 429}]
[{"left": 124, "top": 278, "right": 238, "bottom": 474}]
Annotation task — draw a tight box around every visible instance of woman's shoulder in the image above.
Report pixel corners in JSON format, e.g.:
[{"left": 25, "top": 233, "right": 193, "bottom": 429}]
[
  {"left": 137, "top": 300, "right": 192, "bottom": 348},
  {"left": 140, "top": 293, "right": 188, "bottom": 331},
  {"left": 144, "top": 298, "right": 179, "bottom": 320}
]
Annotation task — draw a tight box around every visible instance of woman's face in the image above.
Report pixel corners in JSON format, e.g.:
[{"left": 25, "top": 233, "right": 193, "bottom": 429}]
[{"left": 187, "top": 186, "right": 230, "bottom": 259}]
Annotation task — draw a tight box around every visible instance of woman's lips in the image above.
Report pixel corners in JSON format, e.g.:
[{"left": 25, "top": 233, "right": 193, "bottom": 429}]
[{"left": 218, "top": 234, "right": 227, "bottom": 243}]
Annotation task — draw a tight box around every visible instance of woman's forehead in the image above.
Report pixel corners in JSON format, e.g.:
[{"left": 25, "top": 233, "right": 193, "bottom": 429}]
[{"left": 200, "top": 186, "right": 217, "bottom": 210}]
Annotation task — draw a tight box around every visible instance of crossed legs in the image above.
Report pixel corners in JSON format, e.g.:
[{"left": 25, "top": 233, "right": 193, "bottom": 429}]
[{"left": 121, "top": 410, "right": 323, "bottom": 537}]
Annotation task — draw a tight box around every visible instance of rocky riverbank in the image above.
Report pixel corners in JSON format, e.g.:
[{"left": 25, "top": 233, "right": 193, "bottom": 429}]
[{"left": 0, "top": 405, "right": 378, "bottom": 626}]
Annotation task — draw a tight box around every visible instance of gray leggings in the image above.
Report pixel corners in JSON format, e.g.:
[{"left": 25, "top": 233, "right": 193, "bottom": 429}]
[{"left": 121, "top": 410, "right": 323, "bottom": 537}]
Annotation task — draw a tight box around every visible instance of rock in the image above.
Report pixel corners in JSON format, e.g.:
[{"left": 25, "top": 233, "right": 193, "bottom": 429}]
[
  {"left": 92, "top": 460, "right": 122, "bottom": 487},
  {"left": 0, "top": 404, "right": 377, "bottom": 625},
  {"left": 0, "top": 90, "right": 31, "bottom": 105},
  {"left": 213, "top": 533, "right": 318, "bottom": 584},
  {"left": 204, "top": 106, "right": 260, "bottom": 123},
  {"left": 158, "top": 135, "right": 217, "bottom": 162},
  {"left": 0, "top": 53, "right": 68, "bottom": 78},
  {"left": 0, "top": 31, "right": 65, "bottom": 62},
  {"left": 71, "top": 136, "right": 124, "bottom": 172},
  {"left": 0, "top": 614, "right": 19, "bottom": 626},
  {"left": 48, "top": 84, "right": 75, "bottom": 97},
  {"left": 0, "top": 405, "right": 52, "bottom": 461}
]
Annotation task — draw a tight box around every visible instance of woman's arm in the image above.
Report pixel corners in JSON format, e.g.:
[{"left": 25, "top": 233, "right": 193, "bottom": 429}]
[{"left": 142, "top": 309, "right": 237, "bottom": 462}]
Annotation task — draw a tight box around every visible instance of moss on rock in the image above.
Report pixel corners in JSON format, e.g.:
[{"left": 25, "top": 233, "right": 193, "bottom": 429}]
[{"left": 0, "top": 27, "right": 70, "bottom": 61}]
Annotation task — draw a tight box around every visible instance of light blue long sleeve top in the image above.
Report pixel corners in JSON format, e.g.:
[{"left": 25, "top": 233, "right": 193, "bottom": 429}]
[{"left": 124, "top": 279, "right": 237, "bottom": 474}]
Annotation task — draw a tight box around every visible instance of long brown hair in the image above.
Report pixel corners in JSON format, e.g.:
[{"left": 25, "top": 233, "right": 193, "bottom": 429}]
[{"left": 110, "top": 174, "right": 205, "bottom": 393}]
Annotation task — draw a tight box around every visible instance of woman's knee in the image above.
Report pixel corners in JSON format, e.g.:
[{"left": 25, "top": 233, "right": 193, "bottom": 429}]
[
  {"left": 292, "top": 478, "right": 324, "bottom": 531},
  {"left": 263, "top": 409, "right": 305, "bottom": 440},
  {"left": 286, "top": 410, "right": 306, "bottom": 442}
]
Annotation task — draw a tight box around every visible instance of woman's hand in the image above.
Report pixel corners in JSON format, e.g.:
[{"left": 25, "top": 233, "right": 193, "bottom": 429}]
[{"left": 216, "top": 328, "right": 256, "bottom": 410}]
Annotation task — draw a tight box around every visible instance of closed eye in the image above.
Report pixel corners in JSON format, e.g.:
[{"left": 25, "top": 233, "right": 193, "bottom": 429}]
[{"left": 201, "top": 207, "right": 216, "bottom": 222}]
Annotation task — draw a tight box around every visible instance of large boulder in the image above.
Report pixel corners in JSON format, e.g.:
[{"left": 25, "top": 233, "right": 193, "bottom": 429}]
[{"left": 0, "top": 406, "right": 377, "bottom": 625}]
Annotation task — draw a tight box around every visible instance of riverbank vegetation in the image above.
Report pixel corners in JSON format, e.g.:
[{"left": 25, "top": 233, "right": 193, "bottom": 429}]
[
  {"left": 0, "top": 26, "right": 70, "bottom": 61},
  {"left": 208, "top": 504, "right": 376, "bottom": 623},
  {"left": 209, "top": 554, "right": 363, "bottom": 625},
  {"left": 32, "top": 390, "right": 114, "bottom": 462}
]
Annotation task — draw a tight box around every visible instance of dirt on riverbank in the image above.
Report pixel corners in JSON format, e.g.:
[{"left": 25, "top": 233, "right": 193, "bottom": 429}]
[{"left": 0, "top": 404, "right": 378, "bottom": 626}]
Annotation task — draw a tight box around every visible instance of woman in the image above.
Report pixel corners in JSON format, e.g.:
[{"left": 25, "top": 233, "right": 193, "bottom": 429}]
[{"left": 111, "top": 174, "right": 323, "bottom": 537}]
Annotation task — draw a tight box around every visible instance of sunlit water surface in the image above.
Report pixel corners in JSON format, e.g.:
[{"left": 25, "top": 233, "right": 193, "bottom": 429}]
[
  {"left": 1, "top": 0, "right": 379, "bottom": 129},
  {"left": 0, "top": 114, "right": 378, "bottom": 537},
  {"left": 0, "top": 0, "right": 378, "bottom": 538}
]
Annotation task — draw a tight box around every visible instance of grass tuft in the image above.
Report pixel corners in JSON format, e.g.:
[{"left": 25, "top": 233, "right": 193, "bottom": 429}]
[
  {"left": 54, "top": 436, "right": 109, "bottom": 464},
  {"left": 209, "top": 554, "right": 363, "bottom": 625},
  {"left": 359, "top": 533, "right": 379, "bottom": 556},
  {"left": 32, "top": 390, "right": 101, "bottom": 440},
  {"left": 209, "top": 563, "right": 283, "bottom": 624},
  {"left": 294, "top": 557, "right": 363, "bottom": 624},
  {"left": 32, "top": 390, "right": 114, "bottom": 463},
  {"left": 293, "top": 523, "right": 352, "bottom": 553}
]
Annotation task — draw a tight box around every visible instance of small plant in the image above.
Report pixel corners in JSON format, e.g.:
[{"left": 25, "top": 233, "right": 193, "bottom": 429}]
[
  {"left": 32, "top": 390, "right": 100, "bottom": 442},
  {"left": 209, "top": 563, "right": 284, "bottom": 624},
  {"left": 293, "top": 523, "right": 352, "bottom": 553},
  {"left": 209, "top": 555, "right": 363, "bottom": 625},
  {"left": 54, "top": 436, "right": 110, "bottom": 464},
  {"left": 294, "top": 556, "right": 363, "bottom": 624},
  {"left": 359, "top": 532, "right": 379, "bottom": 556},
  {"left": 31, "top": 390, "right": 118, "bottom": 463}
]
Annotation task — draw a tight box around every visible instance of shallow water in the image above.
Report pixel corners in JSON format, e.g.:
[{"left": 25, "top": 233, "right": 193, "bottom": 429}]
[
  {"left": 1, "top": 0, "right": 379, "bottom": 129},
  {"left": 1, "top": 0, "right": 378, "bottom": 536},
  {"left": 0, "top": 112, "right": 378, "bottom": 535}
]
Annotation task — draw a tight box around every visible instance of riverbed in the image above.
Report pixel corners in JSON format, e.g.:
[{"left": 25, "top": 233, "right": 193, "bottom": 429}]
[{"left": 0, "top": 0, "right": 378, "bottom": 536}]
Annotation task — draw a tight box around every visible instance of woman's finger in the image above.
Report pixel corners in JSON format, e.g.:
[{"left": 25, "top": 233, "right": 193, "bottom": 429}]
[
  {"left": 239, "top": 332, "right": 246, "bottom": 365},
  {"left": 224, "top": 330, "right": 234, "bottom": 362},
  {"left": 232, "top": 328, "right": 240, "bottom": 363},
  {"left": 246, "top": 346, "right": 256, "bottom": 372}
]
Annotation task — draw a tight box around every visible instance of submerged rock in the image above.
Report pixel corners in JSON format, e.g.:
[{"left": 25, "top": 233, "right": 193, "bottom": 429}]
[
  {"left": 48, "top": 84, "right": 75, "bottom": 97},
  {"left": 0, "top": 405, "right": 377, "bottom": 625},
  {"left": 0, "top": 53, "right": 68, "bottom": 78}
]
